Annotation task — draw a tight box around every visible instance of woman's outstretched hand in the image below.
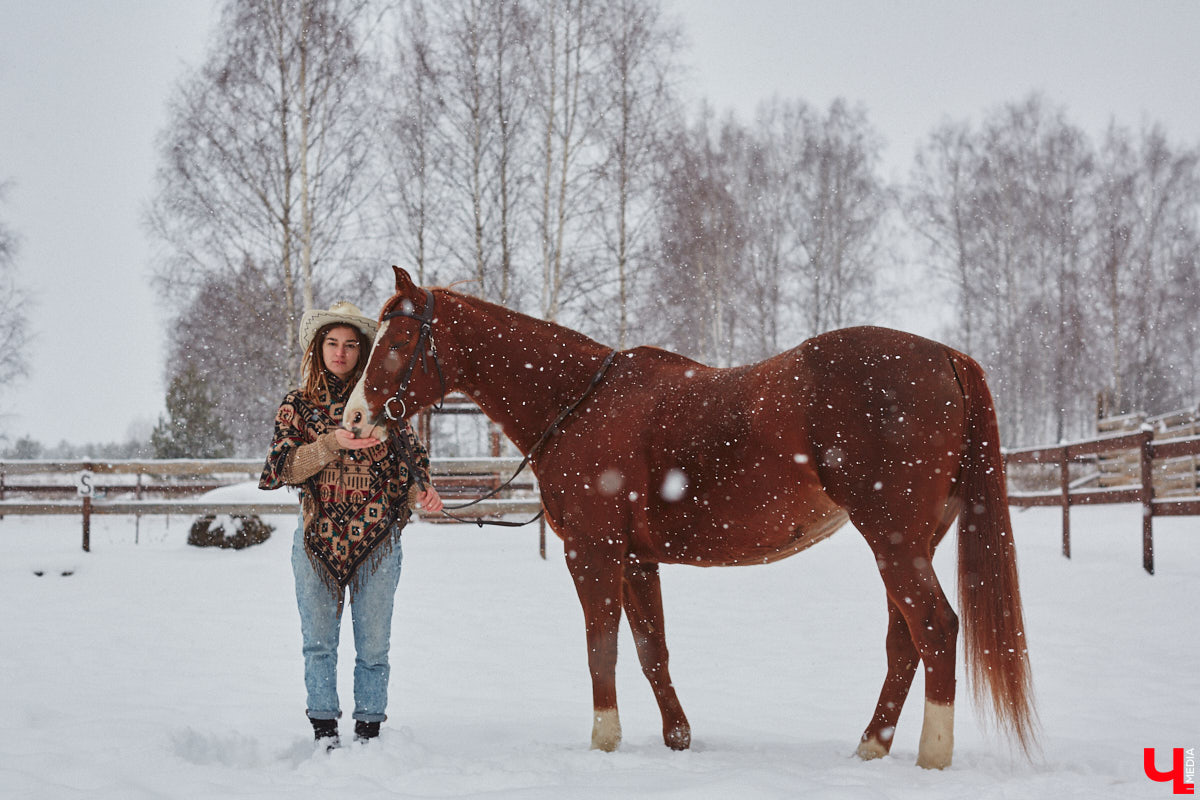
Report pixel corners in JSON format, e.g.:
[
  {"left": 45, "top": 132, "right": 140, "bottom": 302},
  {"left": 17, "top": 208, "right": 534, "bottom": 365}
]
[{"left": 333, "top": 428, "right": 381, "bottom": 450}]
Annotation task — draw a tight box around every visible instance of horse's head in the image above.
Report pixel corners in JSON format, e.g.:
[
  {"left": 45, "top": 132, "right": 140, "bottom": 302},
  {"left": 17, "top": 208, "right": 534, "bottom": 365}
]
[{"left": 343, "top": 266, "right": 453, "bottom": 438}]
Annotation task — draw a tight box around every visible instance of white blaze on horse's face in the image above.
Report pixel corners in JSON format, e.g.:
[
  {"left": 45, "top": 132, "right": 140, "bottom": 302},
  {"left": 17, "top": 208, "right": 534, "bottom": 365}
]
[{"left": 343, "top": 319, "right": 389, "bottom": 440}]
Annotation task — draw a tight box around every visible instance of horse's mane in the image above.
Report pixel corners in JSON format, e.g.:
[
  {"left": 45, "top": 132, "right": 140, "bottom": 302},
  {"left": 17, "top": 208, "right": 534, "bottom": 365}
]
[{"left": 432, "top": 283, "right": 612, "bottom": 355}]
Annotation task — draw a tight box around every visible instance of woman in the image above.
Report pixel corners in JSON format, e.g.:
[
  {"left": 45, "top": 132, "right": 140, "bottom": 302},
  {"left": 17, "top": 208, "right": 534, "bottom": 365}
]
[{"left": 259, "top": 300, "right": 442, "bottom": 748}]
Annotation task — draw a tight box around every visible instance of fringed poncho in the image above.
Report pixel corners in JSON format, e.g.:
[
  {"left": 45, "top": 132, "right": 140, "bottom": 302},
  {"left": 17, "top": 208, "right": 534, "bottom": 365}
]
[{"left": 259, "top": 376, "right": 430, "bottom": 598}]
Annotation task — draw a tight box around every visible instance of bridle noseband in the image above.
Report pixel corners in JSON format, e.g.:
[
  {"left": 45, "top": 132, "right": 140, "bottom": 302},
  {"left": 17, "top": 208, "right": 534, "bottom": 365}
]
[{"left": 379, "top": 288, "right": 446, "bottom": 421}]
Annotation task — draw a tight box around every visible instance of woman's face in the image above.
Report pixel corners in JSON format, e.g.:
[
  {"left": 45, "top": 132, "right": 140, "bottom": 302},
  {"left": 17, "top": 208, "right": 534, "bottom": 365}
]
[{"left": 322, "top": 325, "right": 362, "bottom": 381}]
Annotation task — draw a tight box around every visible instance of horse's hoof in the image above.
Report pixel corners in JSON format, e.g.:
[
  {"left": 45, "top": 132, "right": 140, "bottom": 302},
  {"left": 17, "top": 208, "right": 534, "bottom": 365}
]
[
  {"left": 916, "top": 752, "right": 952, "bottom": 770},
  {"left": 856, "top": 737, "right": 889, "bottom": 761},
  {"left": 590, "top": 735, "right": 620, "bottom": 752},
  {"left": 664, "top": 724, "right": 691, "bottom": 750}
]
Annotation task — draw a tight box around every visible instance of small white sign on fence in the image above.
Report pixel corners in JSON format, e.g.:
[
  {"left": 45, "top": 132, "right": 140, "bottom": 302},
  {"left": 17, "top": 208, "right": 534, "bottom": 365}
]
[{"left": 76, "top": 471, "right": 95, "bottom": 498}]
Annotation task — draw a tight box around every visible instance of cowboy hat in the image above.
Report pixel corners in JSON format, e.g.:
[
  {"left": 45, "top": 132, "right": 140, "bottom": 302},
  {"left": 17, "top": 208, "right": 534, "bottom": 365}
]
[{"left": 298, "top": 301, "right": 379, "bottom": 350}]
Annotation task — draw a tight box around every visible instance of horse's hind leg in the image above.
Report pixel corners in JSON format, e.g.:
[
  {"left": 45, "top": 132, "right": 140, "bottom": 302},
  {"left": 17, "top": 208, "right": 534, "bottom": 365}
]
[
  {"left": 871, "top": 551, "right": 959, "bottom": 769},
  {"left": 858, "top": 513, "right": 957, "bottom": 763},
  {"left": 857, "top": 598, "right": 919, "bottom": 760},
  {"left": 623, "top": 560, "right": 690, "bottom": 749},
  {"left": 851, "top": 505, "right": 959, "bottom": 770}
]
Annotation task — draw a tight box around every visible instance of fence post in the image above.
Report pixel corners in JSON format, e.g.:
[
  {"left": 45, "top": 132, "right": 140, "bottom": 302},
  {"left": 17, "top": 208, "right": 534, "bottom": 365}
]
[
  {"left": 1140, "top": 428, "right": 1154, "bottom": 574},
  {"left": 78, "top": 465, "right": 95, "bottom": 553},
  {"left": 418, "top": 408, "right": 432, "bottom": 456},
  {"left": 1060, "top": 451, "right": 1071, "bottom": 558},
  {"left": 82, "top": 495, "right": 92, "bottom": 553}
]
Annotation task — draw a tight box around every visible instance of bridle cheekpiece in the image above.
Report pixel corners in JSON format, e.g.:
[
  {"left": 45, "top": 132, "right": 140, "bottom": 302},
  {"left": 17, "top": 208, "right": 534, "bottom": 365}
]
[{"left": 379, "top": 288, "right": 445, "bottom": 421}]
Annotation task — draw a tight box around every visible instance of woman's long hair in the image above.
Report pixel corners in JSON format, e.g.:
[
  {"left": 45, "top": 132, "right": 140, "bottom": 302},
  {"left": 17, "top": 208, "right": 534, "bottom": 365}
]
[{"left": 299, "top": 322, "right": 373, "bottom": 400}]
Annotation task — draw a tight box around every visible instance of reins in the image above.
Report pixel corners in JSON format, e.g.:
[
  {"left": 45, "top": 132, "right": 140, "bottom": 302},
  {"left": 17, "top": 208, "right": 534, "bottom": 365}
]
[
  {"left": 435, "top": 348, "right": 618, "bottom": 527},
  {"left": 380, "top": 288, "right": 619, "bottom": 529}
]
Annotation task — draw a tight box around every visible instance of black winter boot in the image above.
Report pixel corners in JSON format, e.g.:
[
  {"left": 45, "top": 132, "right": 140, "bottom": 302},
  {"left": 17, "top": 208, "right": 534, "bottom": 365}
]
[
  {"left": 354, "top": 720, "right": 380, "bottom": 742},
  {"left": 310, "top": 717, "right": 340, "bottom": 750}
]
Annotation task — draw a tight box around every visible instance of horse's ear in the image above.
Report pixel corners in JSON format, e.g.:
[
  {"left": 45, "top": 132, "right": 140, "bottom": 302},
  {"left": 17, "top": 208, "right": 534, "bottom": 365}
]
[{"left": 392, "top": 265, "right": 416, "bottom": 292}]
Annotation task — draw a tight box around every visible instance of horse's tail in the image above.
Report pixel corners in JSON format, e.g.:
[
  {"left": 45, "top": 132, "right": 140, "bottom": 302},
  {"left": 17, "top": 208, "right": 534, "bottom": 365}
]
[{"left": 950, "top": 351, "right": 1037, "bottom": 754}]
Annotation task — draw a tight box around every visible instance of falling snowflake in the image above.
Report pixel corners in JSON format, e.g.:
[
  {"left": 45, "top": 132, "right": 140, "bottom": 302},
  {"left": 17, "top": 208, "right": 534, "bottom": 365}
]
[{"left": 660, "top": 469, "right": 688, "bottom": 502}]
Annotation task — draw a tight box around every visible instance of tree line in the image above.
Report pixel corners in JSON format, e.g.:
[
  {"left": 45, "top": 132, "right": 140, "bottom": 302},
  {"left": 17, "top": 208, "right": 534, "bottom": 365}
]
[
  {"left": 908, "top": 95, "right": 1200, "bottom": 444},
  {"left": 5, "top": 0, "right": 1197, "bottom": 457}
]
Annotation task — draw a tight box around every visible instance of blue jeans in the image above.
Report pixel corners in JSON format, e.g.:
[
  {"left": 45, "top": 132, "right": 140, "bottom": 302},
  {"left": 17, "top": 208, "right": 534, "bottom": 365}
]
[{"left": 292, "top": 522, "right": 403, "bottom": 722}]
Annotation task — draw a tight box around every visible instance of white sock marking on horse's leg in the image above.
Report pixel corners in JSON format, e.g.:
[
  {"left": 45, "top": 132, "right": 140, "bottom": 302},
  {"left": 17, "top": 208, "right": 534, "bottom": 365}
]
[
  {"left": 590, "top": 708, "right": 622, "bottom": 752},
  {"left": 916, "top": 700, "right": 954, "bottom": 769}
]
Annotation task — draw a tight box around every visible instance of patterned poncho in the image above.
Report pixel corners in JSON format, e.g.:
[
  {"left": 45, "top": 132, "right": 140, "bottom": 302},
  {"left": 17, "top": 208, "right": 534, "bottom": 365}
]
[{"left": 259, "top": 376, "right": 430, "bottom": 597}]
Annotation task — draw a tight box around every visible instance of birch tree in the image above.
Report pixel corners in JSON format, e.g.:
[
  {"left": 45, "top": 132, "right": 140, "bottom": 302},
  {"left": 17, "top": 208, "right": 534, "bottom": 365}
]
[
  {"left": 592, "top": 0, "right": 681, "bottom": 346},
  {"left": 149, "top": 0, "right": 377, "bottom": 364},
  {"left": 648, "top": 109, "right": 747, "bottom": 365},
  {"left": 788, "top": 99, "right": 888, "bottom": 336},
  {"left": 1093, "top": 123, "right": 1200, "bottom": 415},
  {"left": 908, "top": 121, "right": 983, "bottom": 352},
  {"left": 379, "top": 0, "right": 449, "bottom": 284},
  {"left": 972, "top": 96, "right": 1094, "bottom": 443},
  {"left": 434, "top": 0, "right": 499, "bottom": 295},
  {"left": 0, "top": 182, "right": 30, "bottom": 405},
  {"left": 148, "top": 0, "right": 381, "bottom": 452},
  {"left": 527, "top": 0, "right": 605, "bottom": 322},
  {"left": 907, "top": 96, "right": 1200, "bottom": 443}
]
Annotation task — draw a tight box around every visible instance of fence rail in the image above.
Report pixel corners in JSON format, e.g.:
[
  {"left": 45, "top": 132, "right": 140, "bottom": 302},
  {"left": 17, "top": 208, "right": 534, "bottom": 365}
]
[
  {"left": 17, "top": 431, "right": 1197, "bottom": 571},
  {"left": 0, "top": 498, "right": 540, "bottom": 518},
  {"left": 0, "top": 456, "right": 535, "bottom": 478},
  {"left": 1, "top": 457, "right": 545, "bottom": 554},
  {"left": 1004, "top": 429, "right": 1200, "bottom": 574}
]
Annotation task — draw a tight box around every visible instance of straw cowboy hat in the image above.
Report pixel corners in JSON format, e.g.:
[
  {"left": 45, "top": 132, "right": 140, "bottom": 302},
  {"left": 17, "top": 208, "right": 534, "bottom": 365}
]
[{"left": 298, "top": 301, "right": 379, "bottom": 350}]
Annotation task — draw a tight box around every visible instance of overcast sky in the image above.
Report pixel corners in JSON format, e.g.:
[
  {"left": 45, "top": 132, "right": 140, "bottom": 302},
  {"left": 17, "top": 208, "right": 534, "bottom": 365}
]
[{"left": 1, "top": 0, "right": 1198, "bottom": 447}]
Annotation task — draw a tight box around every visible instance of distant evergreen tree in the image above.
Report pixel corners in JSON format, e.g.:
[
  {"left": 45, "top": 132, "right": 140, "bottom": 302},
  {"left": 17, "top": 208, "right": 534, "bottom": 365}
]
[
  {"left": 151, "top": 365, "right": 233, "bottom": 458},
  {"left": 4, "top": 435, "right": 44, "bottom": 460}
]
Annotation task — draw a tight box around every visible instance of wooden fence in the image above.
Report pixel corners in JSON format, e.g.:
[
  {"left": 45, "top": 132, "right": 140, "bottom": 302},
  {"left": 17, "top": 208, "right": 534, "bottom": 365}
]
[
  {"left": 10, "top": 400, "right": 1197, "bottom": 571},
  {"left": 0, "top": 456, "right": 545, "bottom": 554},
  {"left": 1005, "top": 427, "right": 1200, "bottom": 574}
]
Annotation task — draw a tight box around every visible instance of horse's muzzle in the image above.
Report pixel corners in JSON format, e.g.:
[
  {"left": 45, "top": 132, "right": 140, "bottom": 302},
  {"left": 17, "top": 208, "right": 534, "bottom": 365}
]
[{"left": 342, "top": 404, "right": 387, "bottom": 441}]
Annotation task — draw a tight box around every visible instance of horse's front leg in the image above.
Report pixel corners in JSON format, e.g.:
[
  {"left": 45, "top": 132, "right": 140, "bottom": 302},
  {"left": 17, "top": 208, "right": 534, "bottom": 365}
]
[
  {"left": 623, "top": 560, "right": 690, "bottom": 750},
  {"left": 564, "top": 536, "right": 626, "bottom": 751}
]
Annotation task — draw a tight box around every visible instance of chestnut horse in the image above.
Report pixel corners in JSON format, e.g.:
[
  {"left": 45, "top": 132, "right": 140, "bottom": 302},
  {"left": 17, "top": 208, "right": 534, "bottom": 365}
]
[{"left": 344, "top": 267, "right": 1034, "bottom": 769}]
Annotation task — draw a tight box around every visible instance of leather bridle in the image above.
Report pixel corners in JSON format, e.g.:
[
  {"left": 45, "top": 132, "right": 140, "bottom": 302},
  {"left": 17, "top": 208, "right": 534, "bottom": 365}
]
[{"left": 379, "top": 288, "right": 446, "bottom": 423}]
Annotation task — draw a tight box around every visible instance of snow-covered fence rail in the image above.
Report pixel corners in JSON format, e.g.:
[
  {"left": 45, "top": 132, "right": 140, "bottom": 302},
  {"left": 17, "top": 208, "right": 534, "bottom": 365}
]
[
  {"left": 0, "top": 457, "right": 544, "bottom": 552},
  {"left": 1004, "top": 430, "right": 1200, "bottom": 574},
  {"left": 1094, "top": 406, "right": 1200, "bottom": 494},
  {"left": 0, "top": 458, "right": 265, "bottom": 502}
]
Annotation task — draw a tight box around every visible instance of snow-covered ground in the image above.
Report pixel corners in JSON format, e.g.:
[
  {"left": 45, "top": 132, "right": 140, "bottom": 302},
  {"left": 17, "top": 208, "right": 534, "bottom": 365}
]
[{"left": 1, "top": 489, "right": 1195, "bottom": 799}]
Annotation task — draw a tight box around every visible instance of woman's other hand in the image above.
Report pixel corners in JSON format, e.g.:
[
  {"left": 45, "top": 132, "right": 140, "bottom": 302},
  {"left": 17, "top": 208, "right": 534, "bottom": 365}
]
[{"left": 413, "top": 486, "right": 443, "bottom": 514}]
